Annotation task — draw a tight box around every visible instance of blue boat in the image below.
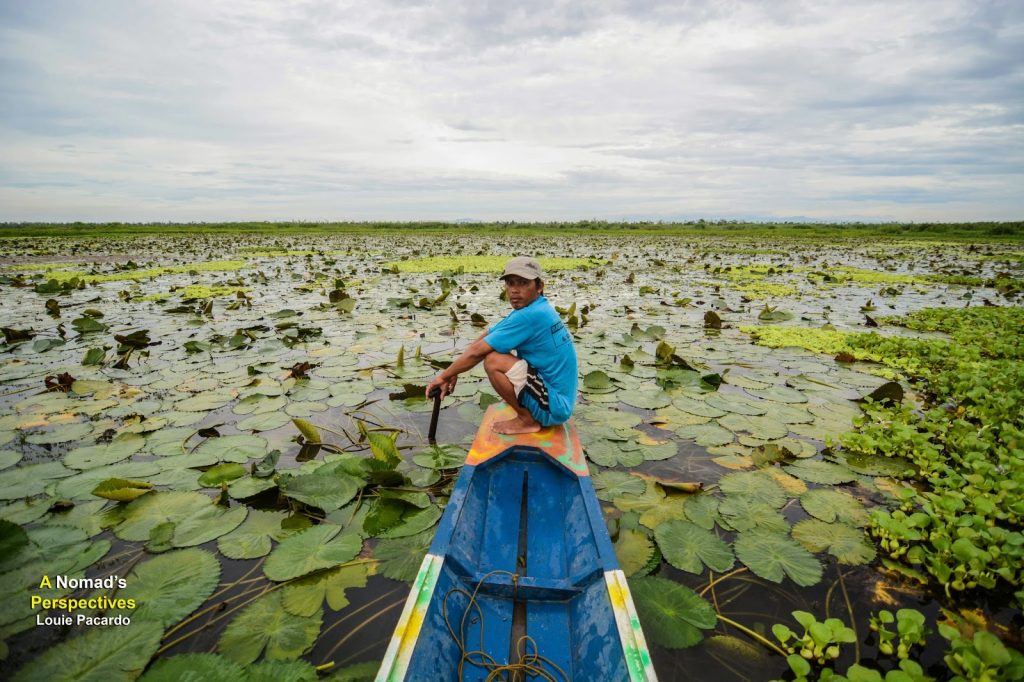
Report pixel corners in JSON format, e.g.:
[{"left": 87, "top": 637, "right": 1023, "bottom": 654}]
[{"left": 377, "top": 405, "right": 658, "bottom": 681}]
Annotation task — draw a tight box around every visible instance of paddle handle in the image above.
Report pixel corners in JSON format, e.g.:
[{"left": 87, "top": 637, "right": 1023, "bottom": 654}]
[{"left": 427, "top": 387, "right": 442, "bottom": 442}]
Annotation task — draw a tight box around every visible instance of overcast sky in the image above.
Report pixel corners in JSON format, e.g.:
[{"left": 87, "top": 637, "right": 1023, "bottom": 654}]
[{"left": 1, "top": 0, "right": 1021, "bottom": 223}]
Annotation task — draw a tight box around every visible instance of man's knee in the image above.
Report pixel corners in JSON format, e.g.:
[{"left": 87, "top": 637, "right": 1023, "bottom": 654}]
[
  {"left": 483, "top": 350, "right": 500, "bottom": 373},
  {"left": 484, "top": 351, "right": 517, "bottom": 374}
]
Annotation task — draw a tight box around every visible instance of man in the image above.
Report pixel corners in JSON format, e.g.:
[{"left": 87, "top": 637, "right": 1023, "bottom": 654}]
[{"left": 425, "top": 257, "right": 578, "bottom": 434}]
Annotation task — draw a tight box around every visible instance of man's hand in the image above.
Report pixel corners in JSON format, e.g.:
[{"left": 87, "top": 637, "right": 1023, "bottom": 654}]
[{"left": 426, "top": 374, "right": 457, "bottom": 399}]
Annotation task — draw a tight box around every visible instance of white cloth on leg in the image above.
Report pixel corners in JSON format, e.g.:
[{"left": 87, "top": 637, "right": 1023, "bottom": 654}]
[{"left": 505, "top": 359, "right": 529, "bottom": 396}]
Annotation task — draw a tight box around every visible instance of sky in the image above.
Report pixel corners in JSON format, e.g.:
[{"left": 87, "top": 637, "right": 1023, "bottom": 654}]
[{"left": 0, "top": 0, "right": 1021, "bottom": 223}]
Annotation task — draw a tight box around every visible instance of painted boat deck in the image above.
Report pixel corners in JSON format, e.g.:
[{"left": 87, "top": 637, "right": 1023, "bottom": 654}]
[{"left": 377, "top": 405, "right": 657, "bottom": 682}]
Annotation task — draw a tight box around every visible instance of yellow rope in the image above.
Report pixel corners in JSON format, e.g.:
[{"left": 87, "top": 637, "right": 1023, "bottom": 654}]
[{"left": 443, "top": 569, "right": 569, "bottom": 682}]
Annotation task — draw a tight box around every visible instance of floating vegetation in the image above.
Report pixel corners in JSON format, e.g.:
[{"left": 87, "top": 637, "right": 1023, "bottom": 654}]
[
  {"left": 30, "top": 260, "right": 248, "bottom": 284},
  {"left": 0, "top": 228, "right": 1021, "bottom": 680},
  {"left": 384, "top": 255, "right": 603, "bottom": 273}
]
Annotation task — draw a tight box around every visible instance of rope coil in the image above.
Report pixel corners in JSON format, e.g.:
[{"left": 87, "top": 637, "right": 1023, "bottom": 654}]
[{"left": 443, "top": 569, "right": 569, "bottom": 682}]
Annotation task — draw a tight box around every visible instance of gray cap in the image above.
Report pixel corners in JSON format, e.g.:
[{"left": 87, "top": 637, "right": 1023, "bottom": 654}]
[{"left": 499, "top": 257, "right": 544, "bottom": 281}]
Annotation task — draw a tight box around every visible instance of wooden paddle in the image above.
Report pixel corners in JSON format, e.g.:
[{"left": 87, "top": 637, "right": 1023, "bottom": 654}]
[{"left": 427, "top": 387, "right": 442, "bottom": 443}]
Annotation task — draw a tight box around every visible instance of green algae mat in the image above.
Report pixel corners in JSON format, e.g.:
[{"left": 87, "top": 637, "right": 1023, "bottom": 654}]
[{"left": 1, "top": 230, "right": 1022, "bottom": 681}]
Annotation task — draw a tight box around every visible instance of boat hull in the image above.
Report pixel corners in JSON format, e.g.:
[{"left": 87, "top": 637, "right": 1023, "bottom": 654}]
[{"left": 377, "top": 407, "right": 657, "bottom": 681}]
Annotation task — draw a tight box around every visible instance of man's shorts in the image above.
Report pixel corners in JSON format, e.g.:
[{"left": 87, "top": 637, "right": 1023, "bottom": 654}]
[{"left": 505, "top": 359, "right": 551, "bottom": 412}]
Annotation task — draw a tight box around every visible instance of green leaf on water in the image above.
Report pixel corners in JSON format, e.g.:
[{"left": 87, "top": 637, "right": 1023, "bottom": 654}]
[
  {"left": 718, "top": 497, "right": 789, "bottom": 533},
  {"left": 112, "top": 548, "right": 220, "bottom": 626},
  {"left": 0, "top": 519, "right": 29, "bottom": 563},
  {"left": 655, "top": 520, "right": 735, "bottom": 574},
  {"left": 217, "top": 591, "right": 321, "bottom": 665},
  {"left": 746, "top": 385, "right": 807, "bottom": 404},
  {"left": 170, "top": 504, "right": 248, "bottom": 547},
  {"left": 734, "top": 529, "right": 823, "bottom": 586},
  {"left": 245, "top": 660, "right": 320, "bottom": 682},
  {"left": 291, "top": 418, "right": 321, "bottom": 444},
  {"left": 217, "top": 509, "right": 305, "bottom": 560},
  {"left": 91, "top": 478, "right": 153, "bottom": 502},
  {"left": 263, "top": 524, "right": 362, "bottom": 582},
  {"left": 592, "top": 471, "right": 646, "bottom": 501},
  {"left": 583, "top": 370, "right": 613, "bottom": 390},
  {"left": 628, "top": 575, "right": 717, "bottom": 648},
  {"left": 377, "top": 504, "right": 442, "bottom": 539},
  {"left": 411, "top": 444, "right": 466, "bottom": 469},
  {"left": 683, "top": 495, "right": 720, "bottom": 530},
  {"left": 281, "top": 468, "right": 360, "bottom": 511},
  {"left": 718, "top": 413, "right": 789, "bottom": 440},
  {"left": 236, "top": 411, "right": 292, "bottom": 432},
  {"left": 71, "top": 317, "right": 108, "bottom": 334},
  {"left": 585, "top": 439, "right": 643, "bottom": 468},
  {"left": 0, "top": 449, "right": 22, "bottom": 470},
  {"left": 799, "top": 489, "right": 868, "bottom": 526},
  {"left": 194, "top": 434, "right": 269, "bottom": 463},
  {"left": 784, "top": 459, "right": 858, "bottom": 484},
  {"left": 113, "top": 490, "right": 246, "bottom": 546},
  {"left": 375, "top": 529, "right": 435, "bottom": 582},
  {"left": 672, "top": 395, "right": 727, "bottom": 418},
  {"left": 282, "top": 562, "right": 372, "bottom": 617},
  {"left": 198, "top": 463, "right": 246, "bottom": 487},
  {"left": 614, "top": 528, "right": 655, "bottom": 577},
  {"left": 11, "top": 622, "right": 162, "bottom": 682},
  {"left": 139, "top": 653, "right": 244, "bottom": 682},
  {"left": 675, "top": 422, "right": 734, "bottom": 446},
  {"left": 719, "top": 471, "right": 787, "bottom": 508},
  {"left": 792, "top": 519, "right": 876, "bottom": 565},
  {"left": 25, "top": 422, "right": 94, "bottom": 446},
  {"left": 619, "top": 387, "right": 672, "bottom": 409},
  {"left": 366, "top": 431, "right": 401, "bottom": 465}
]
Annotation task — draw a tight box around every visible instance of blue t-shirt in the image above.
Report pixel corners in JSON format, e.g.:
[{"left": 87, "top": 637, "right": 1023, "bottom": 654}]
[{"left": 484, "top": 295, "right": 578, "bottom": 426}]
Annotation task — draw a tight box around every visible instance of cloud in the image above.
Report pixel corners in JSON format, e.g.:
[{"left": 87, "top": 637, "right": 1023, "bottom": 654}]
[{"left": 0, "top": 0, "right": 1021, "bottom": 222}]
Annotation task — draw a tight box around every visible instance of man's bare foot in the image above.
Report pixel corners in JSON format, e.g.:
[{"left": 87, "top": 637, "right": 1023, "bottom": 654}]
[{"left": 492, "top": 415, "right": 541, "bottom": 435}]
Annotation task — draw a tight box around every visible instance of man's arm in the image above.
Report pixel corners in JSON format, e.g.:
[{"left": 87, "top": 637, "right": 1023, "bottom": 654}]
[{"left": 425, "top": 334, "right": 493, "bottom": 398}]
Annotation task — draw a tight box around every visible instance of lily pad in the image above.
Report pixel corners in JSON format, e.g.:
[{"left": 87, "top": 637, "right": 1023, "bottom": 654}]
[
  {"left": 746, "top": 385, "right": 808, "bottom": 404},
  {"left": 718, "top": 413, "right": 789, "bottom": 440},
  {"left": 734, "top": 529, "right": 823, "bottom": 586},
  {"left": 800, "top": 489, "right": 869, "bottom": 526},
  {"left": 217, "top": 509, "right": 307, "bottom": 559},
  {"left": 374, "top": 528, "right": 435, "bottom": 582},
  {"left": 704, "top": 393, "right": 768, "bottom": 416},
  {"left": 655, "top": 520, "right": 735, "bottom": 574},
  {"left": 114, "top": 548, "right": 221, "bottom": 626},
  {"left": 619, "top": 387, "right": 672, "bottom": 409},
  {"left": 217, "top": 591, "right": 321, "bottom": 665},
  {"left": 585, "top": 439, "right": 644, "bottom": 467},
  {"left": 194, "top": 434, "right": 269, "bottom": 463},
  {"left": 280, "top": 469, "right": 360, "bottom": 512},
  {"left": 170, "top": 504, "right": 248, "bottom": 547},
  {"left": 10, "top": 622, "right": 161, "bottom": 681},
  {"left": 198, "top": 463, "right": 247, "bottom": 487},
  {"left": 628, "top": 575, "right": 717, "bottom": 648},
  {"left": 671, "top": 395, "right": 727, "bottom": 418},
  {"left": 64, "top": 433, "right": 145, "bottom": 470},
  {"left": 719, "top": 471, "right": 787, "bottom": 508},
  {"left": 613, "top": 528, "right": 655, "bottom": 577},
  {"left": 264, "top": 524, "right": 362, "bottom": 582},
  {"left": 784, "top": 459, "right": 858, "bottom": 484},
  {"left": 675, "top": 422, "right": 734, "bottom": 447},
  {"left": 377, "top": 504, "right": 442, "bottom": 539},
  {"left": 792, "top": 519, "right": 876, "bottom": 565},
  {"left": 683, "top": 495, "right": 720, "bottom": 530},
  {"left": 236, "top": 411, "right": 292, "bottom": 432},
  {"left": 592, "top": 471, "right": 646, "bottom": 501},
  {"left": 282, "top": 562, "right": 372, "bottom": 617},
  {"left": 25, "top": 421, "right": 94, "bottom": 445},
  {"left": 139, "top": 653, "right": 244, "bottom": 682},
  {"left": 92, "top": 478, "right": 153, "bottom": 502}
]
